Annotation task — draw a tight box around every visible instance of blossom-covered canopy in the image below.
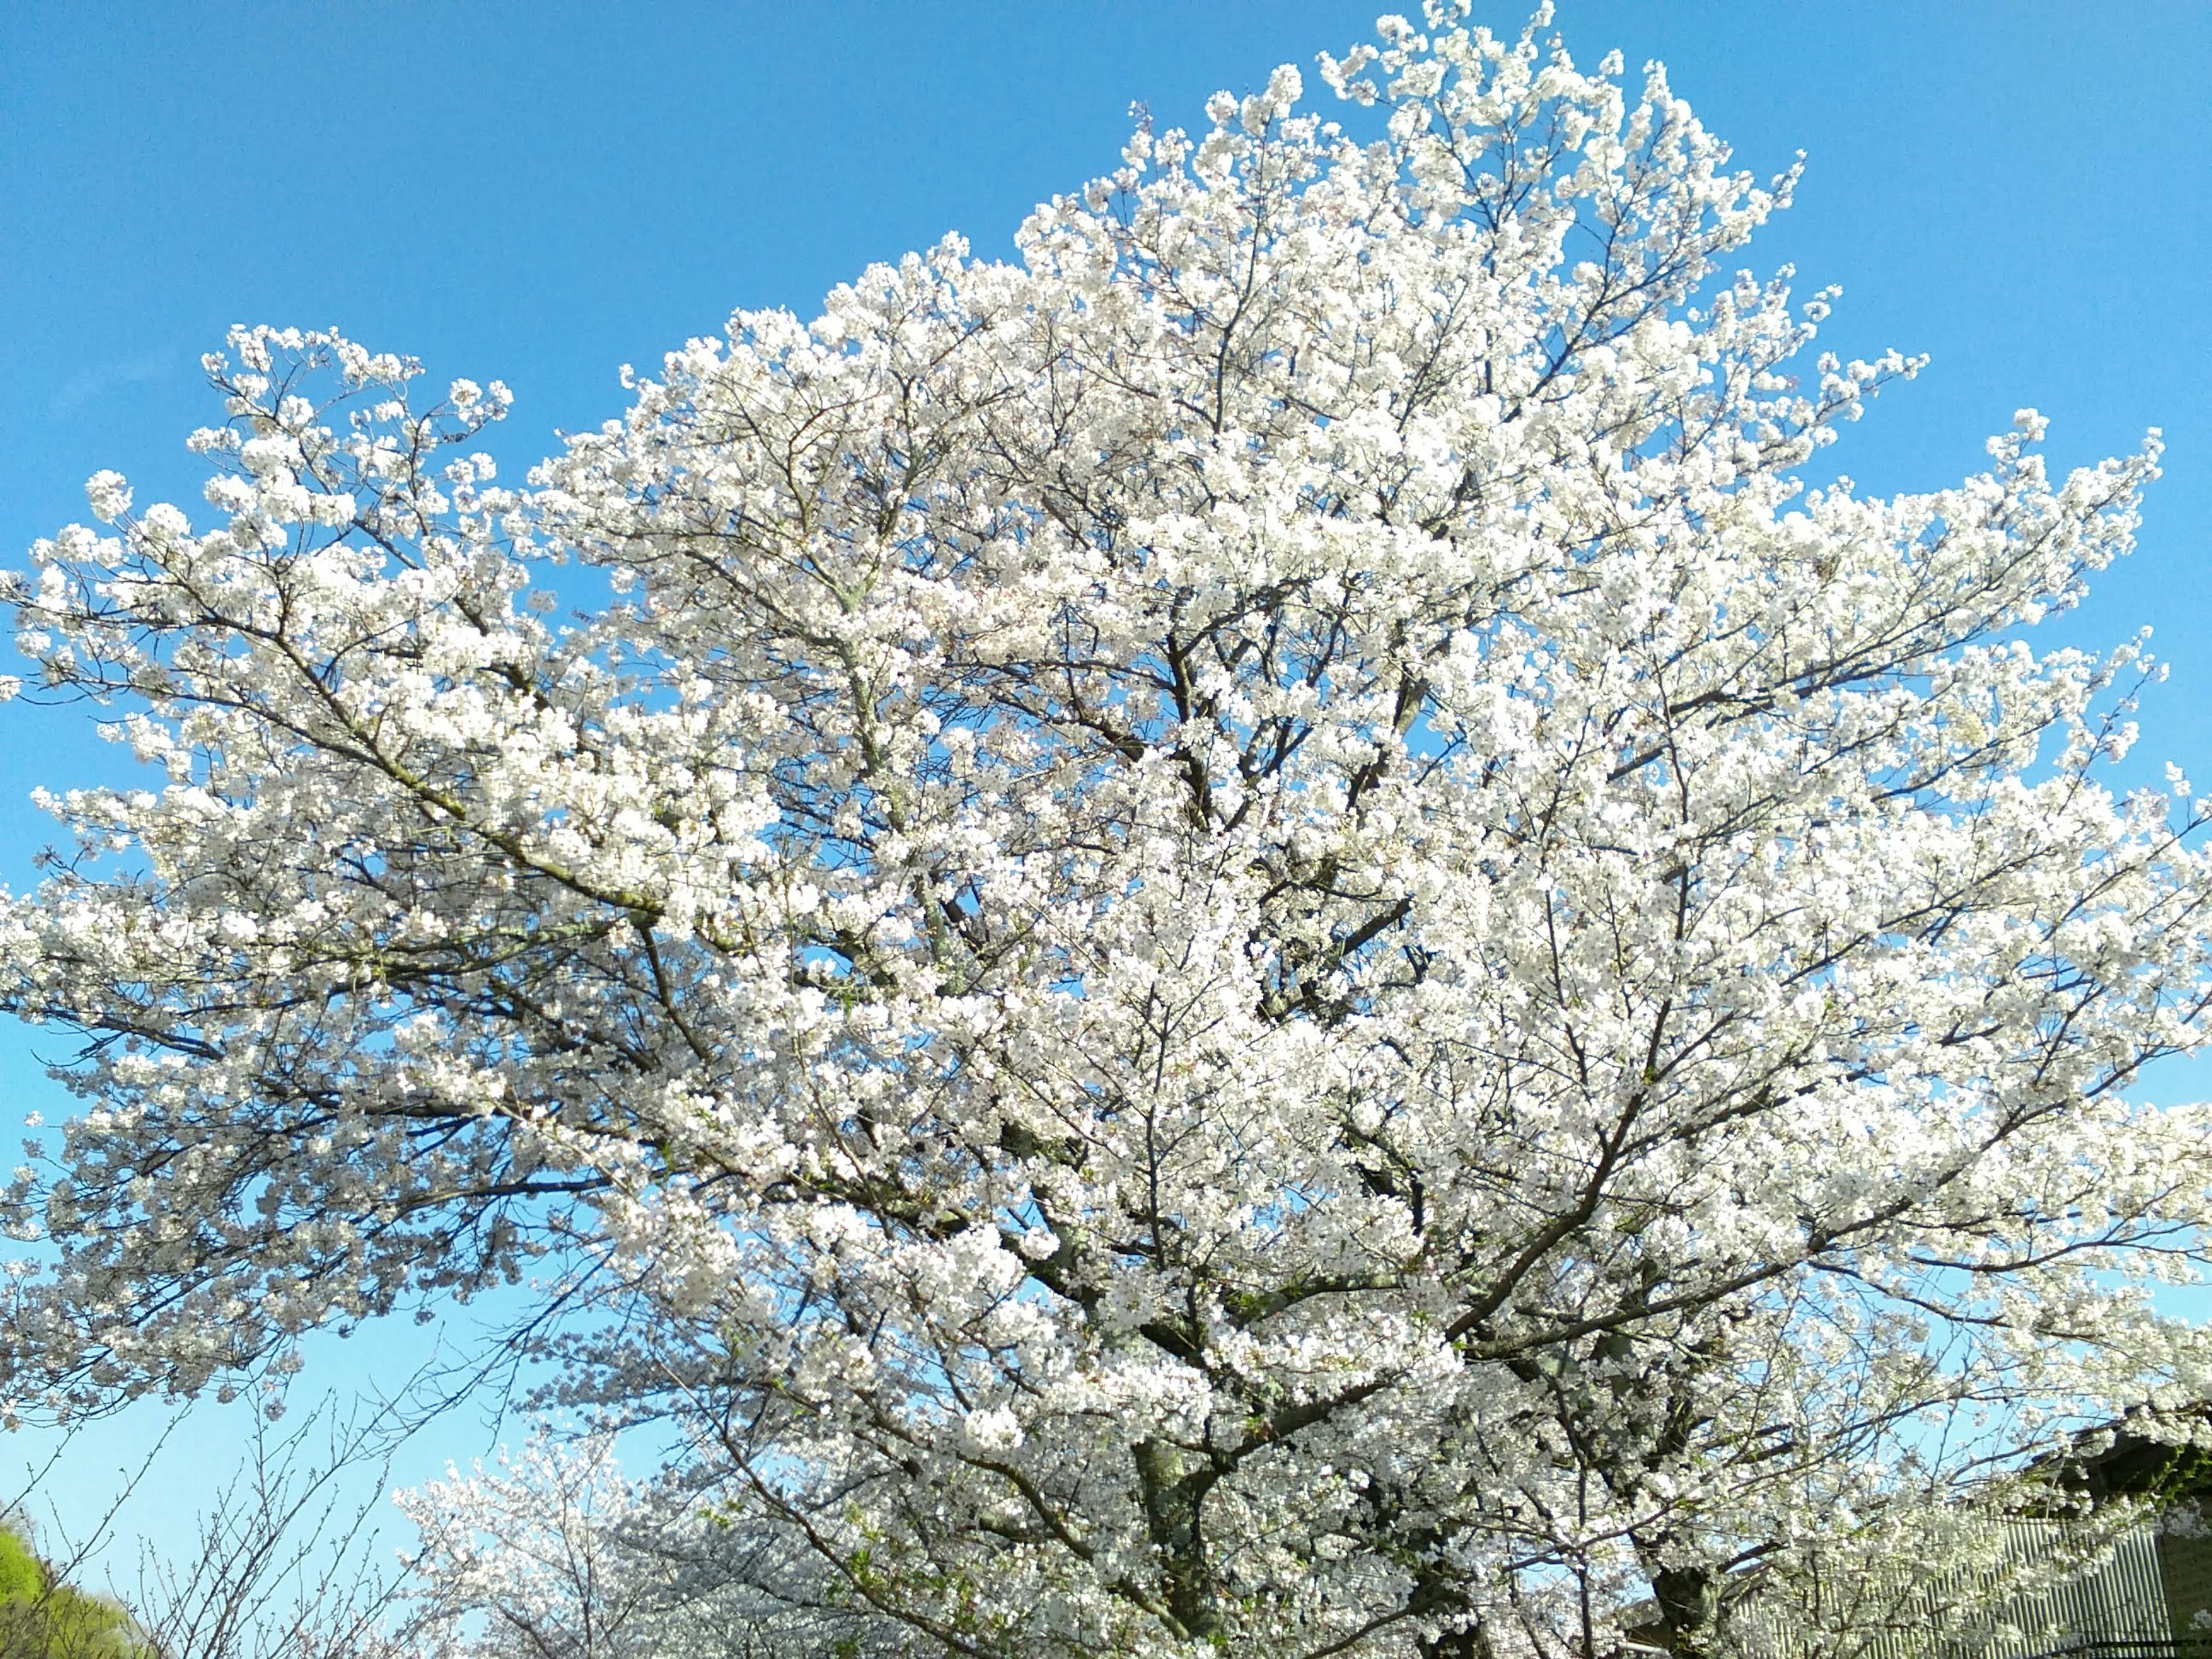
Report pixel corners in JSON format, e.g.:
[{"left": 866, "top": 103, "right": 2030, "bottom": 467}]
[{"left": 5, "top": 7, "right": 2205, "bottom": 1655}]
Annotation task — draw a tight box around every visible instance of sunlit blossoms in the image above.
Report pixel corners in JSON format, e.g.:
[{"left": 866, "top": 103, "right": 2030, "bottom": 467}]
[{"left": 3, "top": 6, "right": 2209, "bottom": 1656}]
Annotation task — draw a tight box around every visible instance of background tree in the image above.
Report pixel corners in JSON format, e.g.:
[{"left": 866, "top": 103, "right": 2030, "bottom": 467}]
[
  {"left": 395, "top": 1430, "right": 881, "bottom": 1659},
  {"left": 0, "top": 1520, "right": 146, "bottom": 1659},
  {"left": 116, "top": 1394, "right": 414, "bottom": 1659},
  {"left": 0, "top": 1391, "right": 415, "bottom": 1659},
  {"left": 3, "top": 5, "right": 2209, "bottom": 1655}
]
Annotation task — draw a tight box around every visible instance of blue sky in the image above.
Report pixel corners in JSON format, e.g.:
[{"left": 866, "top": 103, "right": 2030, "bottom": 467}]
[{"left": 2, "top": 0, "right": 2209, "bottom": 1589}]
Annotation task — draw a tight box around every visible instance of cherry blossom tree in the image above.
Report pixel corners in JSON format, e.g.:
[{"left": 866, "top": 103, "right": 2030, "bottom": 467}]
[
  {"left": 3, "top": 5, "right": 2207, "bottom": 1654},
  {"left": 396, "top": 1431, "right": 868, "bottom": 1659}
]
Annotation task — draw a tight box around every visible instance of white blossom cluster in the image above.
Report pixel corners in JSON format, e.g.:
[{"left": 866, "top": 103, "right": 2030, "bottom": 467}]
[
  {"left": 3, "top": 6, "right": 2208, "bottom": 1656},
  {"left": 397, "top": 1432, "right": 879, "bottom": 1659}
]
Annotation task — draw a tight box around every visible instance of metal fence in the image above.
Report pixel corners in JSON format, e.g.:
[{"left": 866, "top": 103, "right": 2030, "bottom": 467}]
[{"left": 1719, "top": 1518, "right": 2185, "bottom": 1659}]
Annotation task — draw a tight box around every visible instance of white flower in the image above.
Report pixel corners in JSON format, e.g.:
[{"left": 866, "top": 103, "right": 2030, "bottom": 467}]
[
  {"left": 961, "top": 1405, "right": 1024, "bottom": 1453},
  {"left": 84, "top": 469, "right": 131, "bottom": 521}
]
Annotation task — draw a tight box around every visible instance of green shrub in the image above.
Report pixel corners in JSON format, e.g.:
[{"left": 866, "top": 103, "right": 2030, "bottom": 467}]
[{"left": 0, "top": 1522, "right": 147, "bottom": 1659}]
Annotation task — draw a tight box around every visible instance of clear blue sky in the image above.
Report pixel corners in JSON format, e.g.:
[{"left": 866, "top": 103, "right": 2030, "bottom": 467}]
[{"left": 2, "top": 0, "right": 2208, "bottom": 1589}]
